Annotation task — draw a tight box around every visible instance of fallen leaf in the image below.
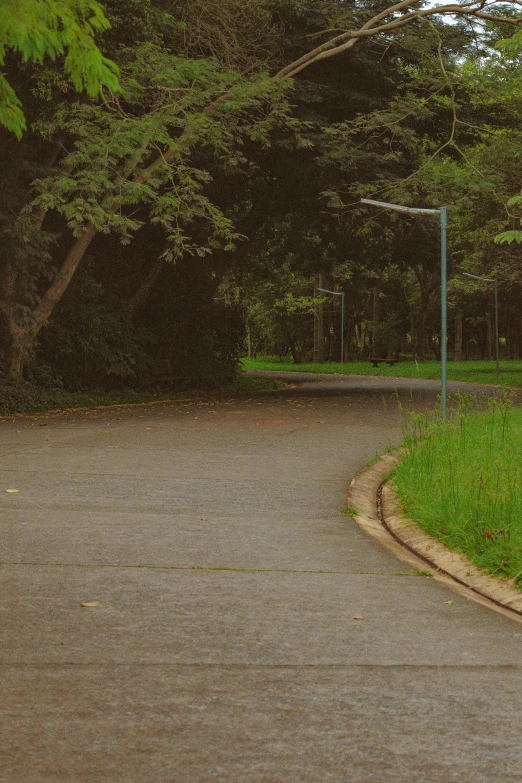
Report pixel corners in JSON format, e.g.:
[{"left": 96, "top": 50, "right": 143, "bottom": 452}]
[
  {"left": 4, "top": 489, "right": 20, "bottom": 493},
  {"left": 80, "top": 601, "right": 100, "bottom": 608},
  {"left": 443, "top": 600, "right": 453, "bottom": 605},
  {"left": 352, "top": 615, "right": 365, "bottom": 621}
]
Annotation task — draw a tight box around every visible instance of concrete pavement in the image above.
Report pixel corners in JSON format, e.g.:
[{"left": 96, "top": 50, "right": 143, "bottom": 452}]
[{"left": 1, "top": 373, "right": 521, "bottom": 782}]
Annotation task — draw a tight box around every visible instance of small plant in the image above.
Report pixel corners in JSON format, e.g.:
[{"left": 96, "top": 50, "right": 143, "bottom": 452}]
[
  {"left": 340, "top": 507, "right": 358, "bottom": 517},
  {"left": 365, "top": 454, "right": 379, "bottom": 467}
]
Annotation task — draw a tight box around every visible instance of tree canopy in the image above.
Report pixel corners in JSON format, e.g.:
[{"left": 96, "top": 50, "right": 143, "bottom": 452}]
[{"left": 3, "top": 0, "right": 522, "bottom": 390}]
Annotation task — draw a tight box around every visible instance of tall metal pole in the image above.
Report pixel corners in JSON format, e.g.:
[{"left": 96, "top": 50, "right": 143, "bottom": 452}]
[
  {"left": 494, "top": 278, "right": 499, "bottom": 382},
  {"left": 440, "top": 207, "right": 448, "bottom": 421}
]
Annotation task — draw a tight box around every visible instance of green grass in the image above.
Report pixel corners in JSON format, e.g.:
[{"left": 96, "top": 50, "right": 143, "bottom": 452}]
[
  {"left": 242, "top": 356, "right": 522, "bottom": 387},
  {"left": 393, "top": 394, "right": 522, "bottom": 588}
]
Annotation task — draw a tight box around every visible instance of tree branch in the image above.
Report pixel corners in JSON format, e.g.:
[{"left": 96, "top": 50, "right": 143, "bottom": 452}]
[
  {"left": 28, "top": 223, "right": 98, "bottom": 340},
  {"left": 276, "top": 1, "right": 522, "bottom": 79},
  {"left": 128, "top": 257, "right": 164, "bottom": 317}
]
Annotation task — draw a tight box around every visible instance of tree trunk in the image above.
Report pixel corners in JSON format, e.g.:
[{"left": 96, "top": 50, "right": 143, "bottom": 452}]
[
  {"left": 486, "top": 313, "right": 493, "bottom": 360},
  {"left": 506, "top": 313, "right": 513, "bottom": 358},
  {"left": 29, "top": 226, "right": 98, "bottom": 341},
  {"left": 2, "top": 318, "right": 25, "bottom": 379},
  {"left": 417, "top": 310, "right": 428, "bottom": 359},
  {"left": 454, "top": 314, "right": 463, "bottom": 362},
  {"left": 128, "top": 258, "right": 164, "bottom": 318},
  {"left": 313, "top": 274, "right": 325, "bottom": 363},
  {"left": 355, "top": 322, "right": 366, "bottom": 352},
  {"left": 281, "top": 317, "right": 299, "bottom": 364},
  {"left": 331, "top": 284, "right": 341, "bottom": 361},
  {"left": 371, "top": 285, "right": 381, "bottom": 357},
  {"left": 0, "top": 258, "right": 25, "bottom": 379},
  {"left": 247, "top": 321, "right": 252, "bottom": 359},
  {"left": 414, "top": 285, "right": 432, "bottom": 360}
]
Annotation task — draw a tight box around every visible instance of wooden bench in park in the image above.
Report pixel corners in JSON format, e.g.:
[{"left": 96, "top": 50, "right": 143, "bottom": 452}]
[{"left": 370, "top": 358, "right": 400, "bottom": 368}]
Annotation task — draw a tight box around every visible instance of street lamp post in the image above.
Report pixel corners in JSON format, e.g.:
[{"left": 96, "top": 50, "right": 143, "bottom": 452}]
[
  {"left": 360, "top": 198, "right": 448, "bottom": 420},
  {"left": 317, "top": 287, "right": 345, "bottom": 373},
  {"left": 462, "top": 272, "right": 499, "bottom": 381}
]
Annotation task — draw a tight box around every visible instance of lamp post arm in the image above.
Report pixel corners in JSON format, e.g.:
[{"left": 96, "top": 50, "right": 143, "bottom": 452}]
[
  {"left": 360, "top": 198, "right": 440, "bottom": 215},
  {"left": 462, "top": 272, "right": 495, "bottom": 284},
  {"left": 317, "top": 287, "right": 341, "bottom": 296}
]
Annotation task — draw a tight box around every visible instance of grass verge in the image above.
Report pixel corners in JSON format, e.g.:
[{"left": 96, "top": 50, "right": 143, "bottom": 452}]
[
  {"left": 392, "top": 393, "right": 522, "bottom": 588},
  {"left": 242, "top": 356, "right": 522, "bottom": 387},
  {"left": 0, "top": 375, "right": 282, "bottom": 417}
]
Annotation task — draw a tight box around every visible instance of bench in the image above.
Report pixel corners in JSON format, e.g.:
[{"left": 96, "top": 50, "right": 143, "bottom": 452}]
[{"left": 370, "top": 359, "right": 399, "bottom": 368}]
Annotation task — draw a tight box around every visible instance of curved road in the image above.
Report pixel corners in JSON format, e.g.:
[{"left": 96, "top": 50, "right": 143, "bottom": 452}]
[{"left": 1, "top": 374, "right": 521, "bottom": 782}]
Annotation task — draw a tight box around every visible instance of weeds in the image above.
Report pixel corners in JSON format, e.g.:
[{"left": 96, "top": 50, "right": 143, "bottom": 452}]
[{"left": 393, "top": 391, "right": 522, "bottom": 587}]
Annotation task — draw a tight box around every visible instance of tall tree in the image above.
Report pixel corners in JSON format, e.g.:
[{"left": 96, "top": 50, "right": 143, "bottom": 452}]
[
  {"left": 0, "top": 41, "right": 295, "bottom": 377},
  {"left": 2, "top": 0, "right": 522, "bottom": 380}
]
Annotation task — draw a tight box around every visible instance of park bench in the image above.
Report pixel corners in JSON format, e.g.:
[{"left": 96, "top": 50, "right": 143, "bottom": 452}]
[{"left": 370, "top": 358, "right": 400, "bottom": 368}]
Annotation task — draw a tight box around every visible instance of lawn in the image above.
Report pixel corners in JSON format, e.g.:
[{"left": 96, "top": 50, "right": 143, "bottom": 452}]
[
  {"left": 393, "top": 395, "right": 522, "bottom": 588},
  {"left": 241, "top": 356, "right": 522, "bottom": 387}
]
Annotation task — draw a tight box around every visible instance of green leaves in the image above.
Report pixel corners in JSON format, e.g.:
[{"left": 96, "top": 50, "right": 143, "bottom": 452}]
[
  {"left": 0, "top": 0, "right": 120, "bottom": 138},
  {"left": 494, "top": 230, "right": 522, "bottom": 245},
  {"left": 26, "top": 43, "right": 293, "bottom": 262},
  {"left": 0, "top": 74, "right": 26, "bottom": 138}
]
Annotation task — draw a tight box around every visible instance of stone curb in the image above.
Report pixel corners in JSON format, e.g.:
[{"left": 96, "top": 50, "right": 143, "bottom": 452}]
[{"left": 348, "top": 454, "right": 522, "bottom": 626}]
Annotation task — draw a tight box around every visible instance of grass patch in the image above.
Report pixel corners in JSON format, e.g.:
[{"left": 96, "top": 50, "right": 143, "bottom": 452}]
[
  {"left": 0, "top": 383, "right": 170, "bottom": 417},
  {"left": 228, "top": 375, "right": 284, "bottom": 394},
  {"left": 340, "top": 506, "right": 358, "bottom": 516},
  {"left": 243, "top": 356, "right": 522, "bottom": 387},
  {"left": 393, "top": 393, "right": 522, "bottom": 588},
  {"left": 0, "top": 375, "right": 282, "bottom": 417}
]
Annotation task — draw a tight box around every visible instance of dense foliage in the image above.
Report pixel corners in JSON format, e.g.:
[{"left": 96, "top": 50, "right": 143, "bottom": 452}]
[{"left": 2, "top": 0, "right": 522, "bottom": 394}]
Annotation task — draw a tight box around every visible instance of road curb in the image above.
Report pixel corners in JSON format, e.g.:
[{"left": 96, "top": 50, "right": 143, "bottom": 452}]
[{"left": 348, "top": 454, "right": 522, "bottom": 625}]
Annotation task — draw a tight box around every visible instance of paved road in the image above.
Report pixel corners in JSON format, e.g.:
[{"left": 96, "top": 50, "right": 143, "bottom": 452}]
[{"left": 1, "top": 374, "right": 521, "bottom": 782}]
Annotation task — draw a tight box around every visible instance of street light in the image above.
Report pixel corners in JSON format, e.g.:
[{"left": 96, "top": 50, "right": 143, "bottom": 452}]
[
  {"left": 462, "top": 272, "right": 499, "bottom": 381},
  {"left": 360, "top": 198, "right": 448, "bottom": 420},
  {"left": 317, "top": 287, "right": 345, "bottom": 373}
]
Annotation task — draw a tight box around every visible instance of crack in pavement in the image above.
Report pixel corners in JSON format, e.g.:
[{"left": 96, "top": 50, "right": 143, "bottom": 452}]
[
  {"left": 2, "top": 662, "right": 522, "bottom": 669},
  {"left": 0, "top": 560, "right": 427, "bottom": 576}
]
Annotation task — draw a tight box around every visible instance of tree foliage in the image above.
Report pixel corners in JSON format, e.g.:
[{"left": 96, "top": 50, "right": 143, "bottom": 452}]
[
  {"left": 0, "top": 0, "right": 119, "bottom": 138},
  {"left": 4, "top": 0, "right": 522, "bottom": 387}
]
